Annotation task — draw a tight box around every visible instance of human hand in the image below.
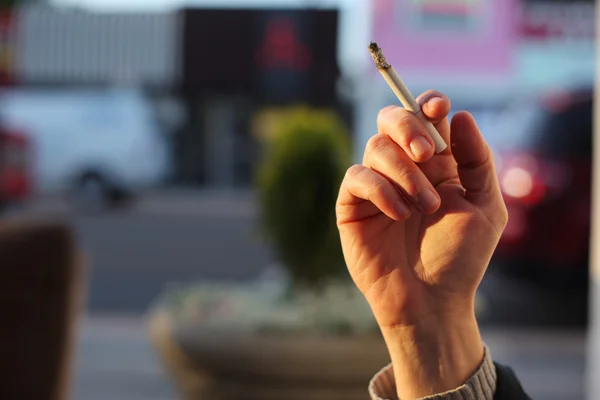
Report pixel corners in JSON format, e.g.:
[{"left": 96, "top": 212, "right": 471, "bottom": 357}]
[{"left": 336, "top": 91, "right": 507, "bottom": 398}]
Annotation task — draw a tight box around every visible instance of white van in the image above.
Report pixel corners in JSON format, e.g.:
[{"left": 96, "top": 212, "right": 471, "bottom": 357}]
[{"left": 0, "top": 88, "right": 172, "bottom": 209}]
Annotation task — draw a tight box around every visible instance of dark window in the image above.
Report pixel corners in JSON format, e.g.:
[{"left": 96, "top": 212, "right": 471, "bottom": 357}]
[{"left": 180, "top": 9, "right": 339, "bottom": 106}]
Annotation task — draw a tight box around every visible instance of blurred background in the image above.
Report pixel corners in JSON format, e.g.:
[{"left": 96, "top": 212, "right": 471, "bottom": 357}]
[{"left": 0, "top": 0, "right": 594, "bottom": 399}]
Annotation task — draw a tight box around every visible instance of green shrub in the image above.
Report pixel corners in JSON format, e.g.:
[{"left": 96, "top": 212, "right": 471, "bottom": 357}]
[{"left": 256, "top": 106, "right": 351, "bottom": 289}]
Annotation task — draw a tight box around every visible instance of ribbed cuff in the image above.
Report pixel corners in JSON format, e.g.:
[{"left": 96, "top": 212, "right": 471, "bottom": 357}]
[{"left": 369, "top": 346, "right": 497, "bottom": 400}]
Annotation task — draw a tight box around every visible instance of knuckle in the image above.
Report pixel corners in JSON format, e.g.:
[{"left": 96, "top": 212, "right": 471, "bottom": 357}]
[
  {"left": 367, "top": 179, "right": 388, "bottom": 201},
  {"left": 366, "top": 133, "right": 390, "bottom": 154},
  {"left": 377, "top": 105, "right": 400, "bottom": 127},
  {"left": 395, "top": 160, "right": 415, "bottom": 180},
  {"left": 487, "top": 201, "right": 509, "bottom": 235},
  {"left": 378, "top": 107, "right": 423, "bottom": 148},
  {"left": 498, "top": 203, "right": 509, "bottom": 229},
  {"left": 394, "top": 113, "right": 419, "bottom": 145},
  {"left": 394, "top": 162, "right": 419, "bottom": 193},
  {"left": 345, "top": 164, "right": 364, "bottom": 179}
]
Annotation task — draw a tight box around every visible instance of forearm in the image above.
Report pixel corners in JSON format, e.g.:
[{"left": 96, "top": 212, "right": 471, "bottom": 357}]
[{"left": 381, "top": 311, "right": 484, "bottom": 399}]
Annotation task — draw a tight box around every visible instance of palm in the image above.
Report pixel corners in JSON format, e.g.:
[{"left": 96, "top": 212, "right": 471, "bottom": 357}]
[{"left": 339, "top": 144, "right": 502, "bottom": 328}]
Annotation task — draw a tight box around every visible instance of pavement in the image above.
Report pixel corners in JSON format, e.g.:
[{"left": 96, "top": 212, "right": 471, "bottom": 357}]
[
  {"left": 73, "top": 317, "right": 176, "bottom": 400},
  {"left": 3, "top": 190, "right": 591, "bottom": 399},
  {"left": 485, "top": 329, "right": 585, "bottom": 400},
  {"left": 73, "top": 316, "right": 585, "bottom": 400}
]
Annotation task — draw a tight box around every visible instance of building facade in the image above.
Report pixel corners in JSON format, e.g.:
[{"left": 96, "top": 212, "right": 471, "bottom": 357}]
[{"left": 3, "top": 4, "right": 341, "bottom": 187}]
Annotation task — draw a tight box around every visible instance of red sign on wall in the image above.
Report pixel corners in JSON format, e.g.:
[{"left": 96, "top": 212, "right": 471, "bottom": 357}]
[{"left": 255, "top": 15, "right": 312, "bottom": 73}]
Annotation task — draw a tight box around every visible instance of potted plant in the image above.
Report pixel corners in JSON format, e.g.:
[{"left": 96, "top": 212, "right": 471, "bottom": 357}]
[{"left": 147, "top": 106, "right": 390, "bottom": 400}]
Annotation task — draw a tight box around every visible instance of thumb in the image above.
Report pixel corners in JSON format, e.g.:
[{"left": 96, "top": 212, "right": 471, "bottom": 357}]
[{"left": 450, "top": 111, "right": 501, "bottom": 205}]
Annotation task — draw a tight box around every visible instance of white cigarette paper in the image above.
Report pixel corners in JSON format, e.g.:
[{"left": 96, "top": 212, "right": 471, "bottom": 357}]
[{"left": 368, "top": 42, "right": 448, "bottom": 154}]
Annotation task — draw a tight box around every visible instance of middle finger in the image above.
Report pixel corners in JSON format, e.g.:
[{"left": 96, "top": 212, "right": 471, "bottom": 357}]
[
  {"left": 364, "top": 133, "right": 441, "bottom": 214},
  {"left": 377, "top": 106, "right": 435, "bottom": 163}
]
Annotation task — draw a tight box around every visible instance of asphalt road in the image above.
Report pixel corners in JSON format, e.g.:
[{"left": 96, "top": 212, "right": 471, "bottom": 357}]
[
  {"left": 10, "top": 189, "right": 590, "bottom": 327},
  {"left": 14, "top": 190, "right": 274, "bottom": 314}
]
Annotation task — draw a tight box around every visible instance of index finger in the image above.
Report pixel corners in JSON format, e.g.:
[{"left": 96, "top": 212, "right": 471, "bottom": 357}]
[{"left": 417, "top": 90, "right": 451, "bottom": 154}]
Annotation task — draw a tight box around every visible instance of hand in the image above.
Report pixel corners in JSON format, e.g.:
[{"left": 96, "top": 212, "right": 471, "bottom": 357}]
[{"left": 336, "top": 91, "right": 507, "bottom": 398}]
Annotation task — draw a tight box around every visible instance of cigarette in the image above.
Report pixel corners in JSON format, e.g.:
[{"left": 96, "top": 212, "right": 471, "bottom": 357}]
[{"left": 368, "top": 42, "right": 448, "bottom": 154}]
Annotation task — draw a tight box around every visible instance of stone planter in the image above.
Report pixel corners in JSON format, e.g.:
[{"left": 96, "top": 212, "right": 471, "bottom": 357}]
[
  {"left": 148, "top": 307, "right": 389, "bottom": 400},
  {"left": 147, "top": 281, "right": 390, "bottom": 400},
  {"left": 147, "top": 308, "right": 215, "bottom": 399}
]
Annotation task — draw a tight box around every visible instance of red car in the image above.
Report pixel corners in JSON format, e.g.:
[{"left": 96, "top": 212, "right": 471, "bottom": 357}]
[
  {"left": 0, "top": 128, "right": 31, "bottom": 211},
  {"left": 493, "top": 88, "right": 592, "bottom": 287}
]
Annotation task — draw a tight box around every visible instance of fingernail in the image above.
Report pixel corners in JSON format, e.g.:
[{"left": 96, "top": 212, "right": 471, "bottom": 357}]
[
  {"left": 410, "top": 136, "right": 432, "bottom": 158},
  {"left": 417, "top": 188, "right": 440, "bottom": 211},
  {"left": 426, "top": 97, "right": 443, "bottom": 112}
]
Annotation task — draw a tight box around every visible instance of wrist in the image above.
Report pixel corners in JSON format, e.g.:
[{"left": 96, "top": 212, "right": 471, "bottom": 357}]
[{"left": 381, "top": 310, "right": 484, "bottom": 399}]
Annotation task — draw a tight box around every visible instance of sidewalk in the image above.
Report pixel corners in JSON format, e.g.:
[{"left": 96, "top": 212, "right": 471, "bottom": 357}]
[
  {"left": 72, "top": 316, "right": 585, "bottom": 400},
  {"left": 72, "top": 316, "right": 176, "bottom": 400}
]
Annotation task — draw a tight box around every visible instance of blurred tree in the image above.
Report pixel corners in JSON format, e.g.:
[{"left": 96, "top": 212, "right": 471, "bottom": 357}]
[
  {"left": 0, "top": 0, "right": 19, "bottom": 7},
  {"left": 256, "top": 107, "right": 351, "bottom": 290}
]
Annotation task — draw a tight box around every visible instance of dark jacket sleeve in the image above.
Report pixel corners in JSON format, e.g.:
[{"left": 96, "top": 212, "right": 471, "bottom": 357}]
[{"left": 494, "top": 363, "right": 532, "bottom": 400}]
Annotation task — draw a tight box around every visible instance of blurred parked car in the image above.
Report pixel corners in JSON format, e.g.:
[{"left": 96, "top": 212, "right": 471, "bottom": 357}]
[
  {"left": 493, "top": 88, "right": 592, "bottom": 287},
  {"left": 0, "top": 88, "right": 172, "bottom": 211},
  {"left": 0, "top": 127, "right": 31, "bottom": 211}
]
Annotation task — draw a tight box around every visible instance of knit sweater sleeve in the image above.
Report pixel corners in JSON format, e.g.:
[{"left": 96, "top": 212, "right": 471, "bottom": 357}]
[{"left": 369, "top": 347, "right": 497, "bottom": 400}]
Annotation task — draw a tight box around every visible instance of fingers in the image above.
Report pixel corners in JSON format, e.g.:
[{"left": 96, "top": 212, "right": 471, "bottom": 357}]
[
  {"left": 417, "top": 90, "right": 451, "bottom": 125},
  {"left": 337, "top": 164, "right": 411, "bottom": 222},
  {"left": 377, "top": 106, "right": 435, "bottom": 163},
  {"left": 364, "top": 134, "right": 441, "bottom": 214},
  {"left": 339, "top": 91, "right": 452, "bottom": 222},
  {"left": 377, "top": 91, "right": 452, "bottom": 163},
  {"left": 450, "top": 111, "right": 501, "bottom": 204},
  {"left": 417, "top": 90, "right": 452, "bottom": 153}
]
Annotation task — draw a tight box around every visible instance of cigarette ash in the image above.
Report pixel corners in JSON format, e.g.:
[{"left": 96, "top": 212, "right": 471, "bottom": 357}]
[{"left": 368, "top": 42, "right": 391, "bottom": 70}]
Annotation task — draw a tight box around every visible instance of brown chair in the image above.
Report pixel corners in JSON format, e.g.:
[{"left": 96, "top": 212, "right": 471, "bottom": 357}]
[{"left": 0, "top": 219, "right": 86, "bottom": 400}]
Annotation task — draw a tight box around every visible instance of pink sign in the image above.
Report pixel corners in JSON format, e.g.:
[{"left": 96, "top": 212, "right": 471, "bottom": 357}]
[{"left": 371, "top": 0, "right": 518, "bottom": 75}]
